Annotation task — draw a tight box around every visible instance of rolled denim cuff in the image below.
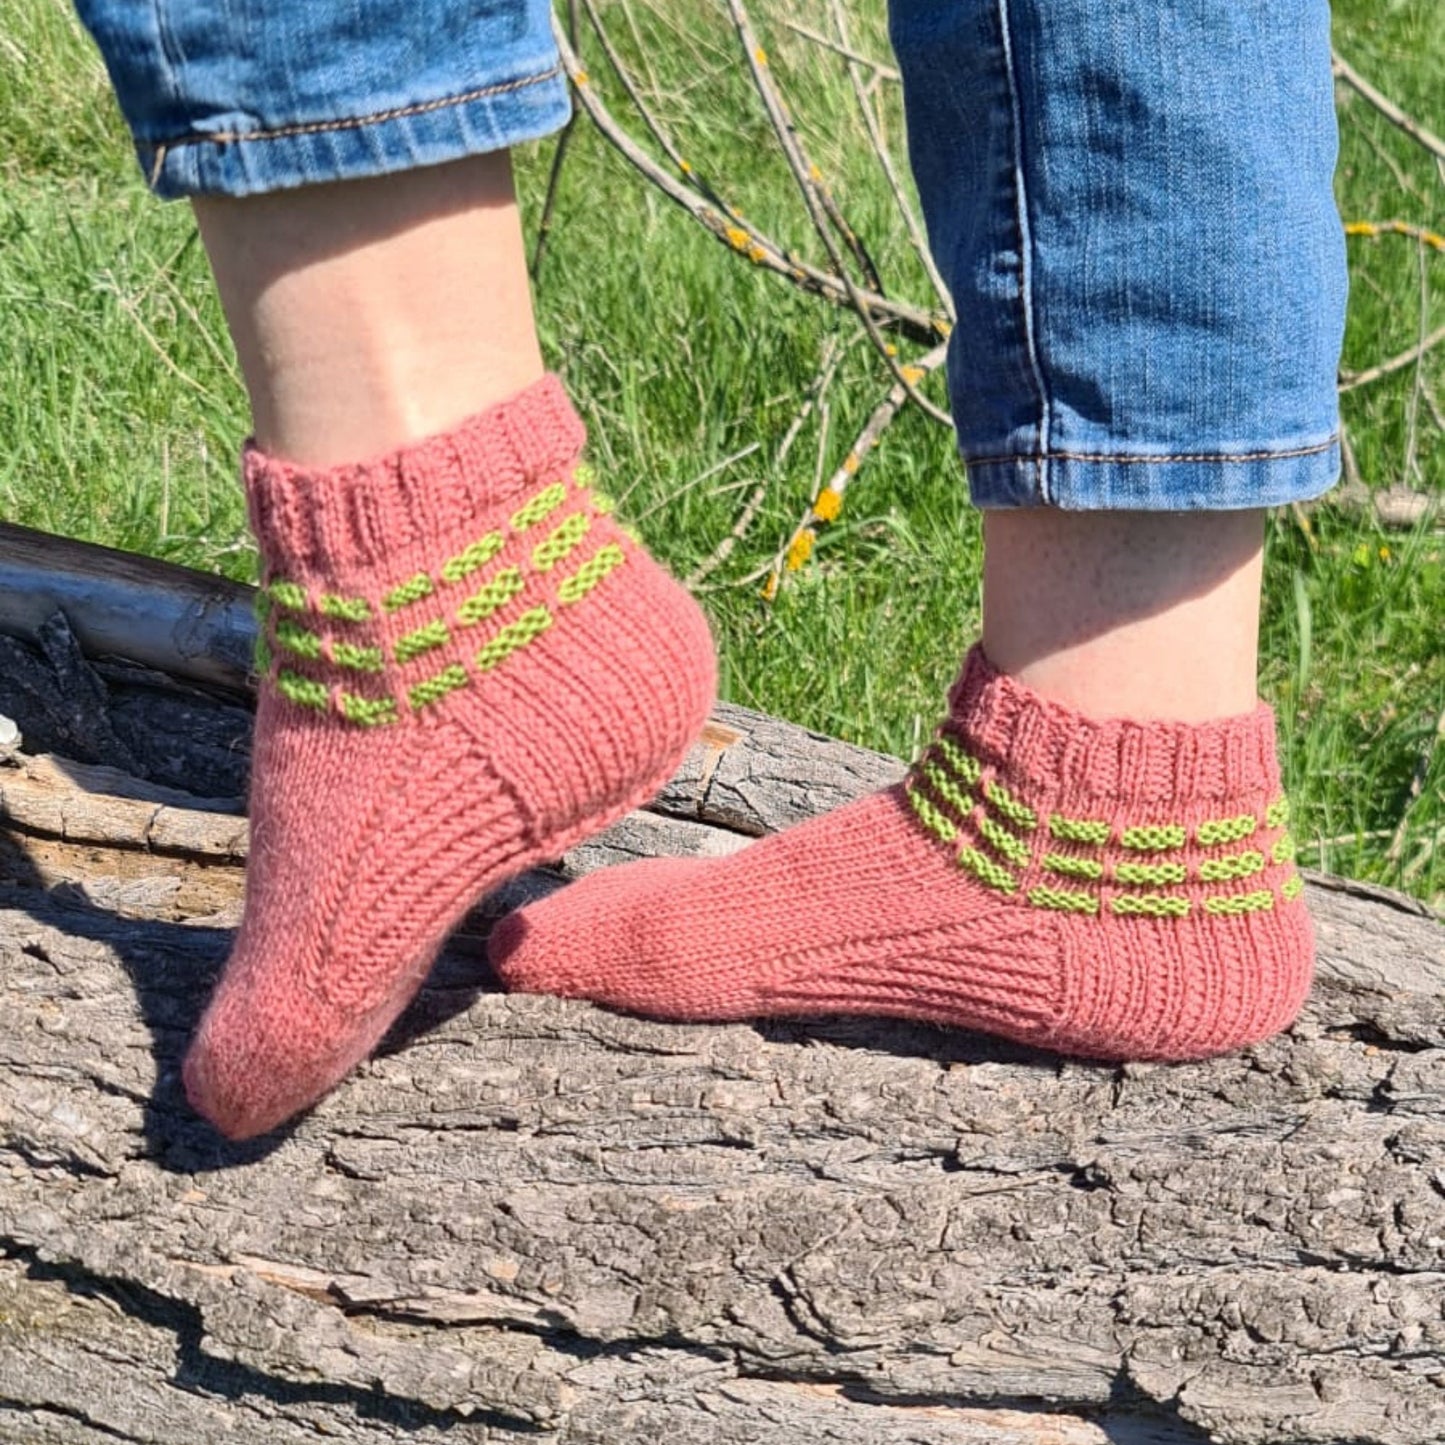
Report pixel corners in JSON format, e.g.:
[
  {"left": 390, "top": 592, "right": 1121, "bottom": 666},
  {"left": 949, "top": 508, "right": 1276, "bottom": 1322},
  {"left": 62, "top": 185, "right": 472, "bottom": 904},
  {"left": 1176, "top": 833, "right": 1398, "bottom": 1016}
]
[
  {"left": 76, "top": 0, "right": 569, "bottom": 199},
  {"left": 965, "top": 435, "right": 1341, "bottom": 511},
  {"left": 138, "top": 65, "right": 570, "bottom": 199}
]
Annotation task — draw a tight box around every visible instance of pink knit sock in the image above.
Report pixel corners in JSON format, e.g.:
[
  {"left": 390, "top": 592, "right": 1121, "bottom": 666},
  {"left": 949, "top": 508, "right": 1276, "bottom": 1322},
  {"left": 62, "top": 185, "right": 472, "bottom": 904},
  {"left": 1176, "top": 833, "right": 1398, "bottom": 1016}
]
[
  {"left": 183, "top": 376, "right": 715, "bottom": 1137},
  {"left": 491, "top": 646, "right": 1312, "bottom": 1060}
]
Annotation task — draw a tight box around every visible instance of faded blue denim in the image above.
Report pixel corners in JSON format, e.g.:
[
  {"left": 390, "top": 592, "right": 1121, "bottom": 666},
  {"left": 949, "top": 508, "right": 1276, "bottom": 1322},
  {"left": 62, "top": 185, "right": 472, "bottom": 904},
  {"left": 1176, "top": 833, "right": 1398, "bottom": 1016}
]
[
  {"left": 890, "top": 0, "right": 1346, "bottom": 509},
  {"left": 77, "top": 0, "right": 1345, "bottom": 511},
  {"left": 73, "top": 0, "right": 568, "bottom": 200}
]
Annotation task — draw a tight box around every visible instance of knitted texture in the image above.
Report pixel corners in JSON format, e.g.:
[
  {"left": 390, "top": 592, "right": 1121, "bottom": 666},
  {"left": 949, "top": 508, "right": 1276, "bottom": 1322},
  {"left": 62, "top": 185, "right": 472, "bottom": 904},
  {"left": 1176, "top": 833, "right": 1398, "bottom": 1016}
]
[
  {"left": 491, "top": 645, "right": 1313, "bottom": 1061},
  {"left": 184, "top": 375, "right": 715, "bottom": 1138}
]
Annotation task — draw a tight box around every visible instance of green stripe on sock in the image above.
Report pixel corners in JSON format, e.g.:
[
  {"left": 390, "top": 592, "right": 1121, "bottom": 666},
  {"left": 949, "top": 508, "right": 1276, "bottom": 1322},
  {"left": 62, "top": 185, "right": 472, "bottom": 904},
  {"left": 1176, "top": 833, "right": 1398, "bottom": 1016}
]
[
  {"left": 1048, "top": 813, "right": 1111, "bottom": 845},
  {"left": 394, "top": 620, "right": 451, "bottom": 663},
  {"left": 475, "top": 606, "right": 553, "bottom": 672},
  {"left": 276, "top": 670, "right": 328, "bottom": 710},
  {"left": 934, "top": 735, "right": 982, "bottom": 785},
  {"left": 1195, "top": 813, "right": 1257, "bottom": 846},
  {"left": 1120, "top": 824, "right": 1187, "bottom": 852},
  {"left": 957, "top": 845, "right": 1018, "bottom": 894},
  {"left": 274, "top": 617, "right": 322, "bottom": 660},
  {"left": 532, "top": 512, "right": 591, "bottom": 571},
  {"left": 558, "top": 545, "right": 626, "bottom": 604},
  {"left": 510, "top": 481, "right": 567, "bottom": 531},
  {"left": 319, "top": 593, "right": 372, "bottom": 622},
  {"left": 383, "top": 573, "right": 435, "bottom": 613},
  {"left": 1027, "top": 885, "right": 1099, "bottom": 915},
  {"left": 977, "top": 813, "right": 1030, "bottom": 867},
  {"left": 457, "top": 567, "right": 525, "bottom": 625},
  {"left": 338, "top": 692, "right": 398, "bottom": 727},
  {"left": 1114, "top": 860, "right": 1187, "bottom": 886},
  {"left": 441, "top": 531, "right": 504, "bottom": 584},
  {"left": 1198, "top": 850, "right": 1265, "bottom": 883},
  {"left": 408, "top": 664, "right": 469, "bottom": 711},
  {"left": 1042, "top": 852, "right": 1104, "bottom": 881},
  {"left": 1203, "top": 889, "right": 1274, "bottom": 916},
  {"left": 332, "top": 640, "right": 384, "bottom": 673},
  {"left": 919, "top": 761, "right": 973, "bottom": 823},
  {"left": 906, "top": 785, "right": 958, "bottom": 845},
  {"left": 983, "top": 778, "right": 1037, "bottom": 831},
  {"left": 269, "top": 580, "right": 308, "bottom": 612},
  {"left": 1111, "top": 892, "right": 1190, "bottom": 918}
]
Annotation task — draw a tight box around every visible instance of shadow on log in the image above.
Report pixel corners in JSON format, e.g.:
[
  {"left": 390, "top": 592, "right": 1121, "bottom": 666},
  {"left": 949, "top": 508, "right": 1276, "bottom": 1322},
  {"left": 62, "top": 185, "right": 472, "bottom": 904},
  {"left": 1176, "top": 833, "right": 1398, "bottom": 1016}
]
[{"left": 1, "top": 531, "right": 1443, "bottom": 1444}]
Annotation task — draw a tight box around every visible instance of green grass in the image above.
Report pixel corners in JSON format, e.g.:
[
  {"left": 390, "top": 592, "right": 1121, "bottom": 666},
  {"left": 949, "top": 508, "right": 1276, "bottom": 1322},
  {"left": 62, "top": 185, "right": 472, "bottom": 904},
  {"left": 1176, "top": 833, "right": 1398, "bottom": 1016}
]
[{"left": 1, "top": 0, "right": 1441, "bottom": 906}]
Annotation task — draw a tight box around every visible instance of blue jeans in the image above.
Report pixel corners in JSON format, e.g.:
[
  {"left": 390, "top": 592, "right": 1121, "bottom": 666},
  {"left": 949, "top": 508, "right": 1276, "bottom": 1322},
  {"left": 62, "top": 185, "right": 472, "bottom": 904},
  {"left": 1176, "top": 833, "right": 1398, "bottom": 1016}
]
[{"left": 77, "top": 0, "right": 1345, "bottom": 511}]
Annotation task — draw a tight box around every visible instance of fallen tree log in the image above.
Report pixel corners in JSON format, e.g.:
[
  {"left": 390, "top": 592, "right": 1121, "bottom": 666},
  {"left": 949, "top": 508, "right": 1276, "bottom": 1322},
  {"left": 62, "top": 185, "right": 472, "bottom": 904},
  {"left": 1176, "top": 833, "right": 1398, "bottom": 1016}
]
[{"left": 1, "top": 547, "right": 1444, "bottom": 1444}]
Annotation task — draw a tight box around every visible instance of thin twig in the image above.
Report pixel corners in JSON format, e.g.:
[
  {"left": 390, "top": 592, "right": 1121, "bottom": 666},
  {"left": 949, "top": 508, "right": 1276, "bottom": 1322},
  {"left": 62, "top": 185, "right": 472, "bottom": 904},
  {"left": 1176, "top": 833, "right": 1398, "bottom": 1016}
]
[
  {"left": 636, "top": 442, "right": 761, "bottom": 523},
  {"left": 751, "top": 340, "right": 950, "bottom": 595},
  {"left": 686, "top": 480, "right": 769, "bottom": 590},
  {"left": 551, "top": 14, "right": 945, "bottom": 348},
  {"left": 1386, "top": 703, "right": 1445, "bottom": 866},
  {"left": 727, "top": 2, "right": 882, "bottom": 294},
  {"left": 690, "top": 336, "right": 846, "bottom": 588},
  {"left": 1338, "top": 421, "right": 1362, "bottom": 494},
  {"left": 828, "top": 0, "right": 954, "bottom": 319},
  {"left": 1333, "top": 50, "right": 1445, "bottom": 165},
  {"left": 531, "top": 0, "right": 582, "bottom": 280},
  {"left": 579, "top": 0, "right": 714, "bottom": 201},
  {"left": 1402, "top": 240, "right": 1430, "bottom": 485},
  {"left": 1338, "top": 320, "right": 1445, "bottom": 393},
  {"left": 1422, "top": 381, "right": 1445, "bottom": 436},
  {"left": 726, "top": 0, "right": 952, "bottom": 426},
  {"left": 778, "top": 18, "right": 901, "bottom": 82},
  {"left": 1345, "top": 219, "right": 1445, "bottom": 253}
]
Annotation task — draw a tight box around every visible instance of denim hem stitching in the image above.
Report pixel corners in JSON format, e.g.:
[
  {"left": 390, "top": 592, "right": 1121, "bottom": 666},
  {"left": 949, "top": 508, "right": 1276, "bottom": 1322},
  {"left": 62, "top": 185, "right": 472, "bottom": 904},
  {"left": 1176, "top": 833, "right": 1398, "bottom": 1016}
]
[
  {"left": 963, "top": 436, "right": 1338, "bottom": 467},
  {"left": 153, "top": 66, "right": 563, "bottom": 149},
  {"left": 995, "top": 0, "right": 1053, "bottom": 499}
]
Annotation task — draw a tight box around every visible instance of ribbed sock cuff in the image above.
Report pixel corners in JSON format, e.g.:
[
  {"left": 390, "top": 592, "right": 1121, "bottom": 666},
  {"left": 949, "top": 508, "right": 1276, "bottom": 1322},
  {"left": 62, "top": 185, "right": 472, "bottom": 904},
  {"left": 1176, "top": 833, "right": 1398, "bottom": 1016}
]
[
  {"left": 948, "top": 646, "right": 1281, "bottom": 807},
  {"left": 244, "top": 374, "right": 586, "bottom": 578}
]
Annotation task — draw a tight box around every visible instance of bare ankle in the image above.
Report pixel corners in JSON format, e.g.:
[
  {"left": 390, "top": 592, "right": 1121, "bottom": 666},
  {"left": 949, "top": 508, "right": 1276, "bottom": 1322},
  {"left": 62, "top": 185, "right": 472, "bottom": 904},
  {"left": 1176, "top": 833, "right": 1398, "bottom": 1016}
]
[{"left": 981, "top": 509, "right": 1265, "bottom": 723}]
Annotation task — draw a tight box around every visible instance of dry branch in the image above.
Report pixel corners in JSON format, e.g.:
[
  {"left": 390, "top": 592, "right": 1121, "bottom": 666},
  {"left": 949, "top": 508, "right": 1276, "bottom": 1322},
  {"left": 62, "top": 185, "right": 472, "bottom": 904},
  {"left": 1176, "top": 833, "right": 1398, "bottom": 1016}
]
[
  {"left": 550, "top": 15, "right": 943, "bottom": 349},
  {"left": 726, "top": 0, "right": 952, "bottom": 428},
  {"left": 1, "top": 535, "right": 1444, "bottom": 1442},
  {"left": 2, "top": 647, "right": 1444, "bottom": 1444},
  {"left": 1340, "top": 321, "right": 1445, "bottom": 394},
  {"left": 1333, "top": 49, "right": 1445, "bottom": 166}
]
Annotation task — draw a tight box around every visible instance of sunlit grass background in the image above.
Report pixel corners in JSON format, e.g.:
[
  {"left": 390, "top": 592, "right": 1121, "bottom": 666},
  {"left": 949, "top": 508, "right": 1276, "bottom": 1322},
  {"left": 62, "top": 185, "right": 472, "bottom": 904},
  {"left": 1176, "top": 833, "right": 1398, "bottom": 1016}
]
[{"left": 1, "top": 0, "right": 1441, "bottom": 905}]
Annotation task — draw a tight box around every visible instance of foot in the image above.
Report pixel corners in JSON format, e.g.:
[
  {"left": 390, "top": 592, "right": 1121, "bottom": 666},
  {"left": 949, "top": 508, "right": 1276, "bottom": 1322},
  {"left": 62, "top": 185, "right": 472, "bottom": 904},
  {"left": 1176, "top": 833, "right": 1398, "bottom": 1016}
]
[
  {"left": 184, "top": 376, "right": 715, "bottom": 1137},
  {"left": 490, "top": 647, "right": 1312, "bottom": 1061}
]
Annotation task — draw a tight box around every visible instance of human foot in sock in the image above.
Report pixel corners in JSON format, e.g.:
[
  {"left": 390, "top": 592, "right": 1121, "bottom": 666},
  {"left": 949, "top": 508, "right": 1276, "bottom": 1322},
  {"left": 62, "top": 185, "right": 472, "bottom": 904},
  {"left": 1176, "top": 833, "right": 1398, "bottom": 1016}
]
[
  {"left": 183, "top": 376, "right": 715, "bottom": 1138},
  {"left": 489, "top": 646, "right": 1312, "bottom": 1061}
]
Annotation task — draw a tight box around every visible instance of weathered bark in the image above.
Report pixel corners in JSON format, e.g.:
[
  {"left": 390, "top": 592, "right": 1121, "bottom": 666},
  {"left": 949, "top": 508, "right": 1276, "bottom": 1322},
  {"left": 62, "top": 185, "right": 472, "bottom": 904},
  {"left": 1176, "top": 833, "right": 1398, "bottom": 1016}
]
[
  {"left": 3, "top": 736, "right": 1444, "bottom": 1442},
  {"left": 0, "top": 523, "right": 255, "bottom": 694},
  {"left": 1, "top": 567, "right": 1444, "bottom": 1444}
]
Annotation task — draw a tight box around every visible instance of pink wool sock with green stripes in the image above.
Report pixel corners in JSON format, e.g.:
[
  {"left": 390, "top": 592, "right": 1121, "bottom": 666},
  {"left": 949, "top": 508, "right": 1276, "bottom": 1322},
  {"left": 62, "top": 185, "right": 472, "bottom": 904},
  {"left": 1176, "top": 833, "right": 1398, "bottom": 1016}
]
[
  {"left": 491, "top": 645, "right": 1312, "bottom": 1061},
  {"left": 183, "top": 376, "right": 714, "bottom": 1138}
]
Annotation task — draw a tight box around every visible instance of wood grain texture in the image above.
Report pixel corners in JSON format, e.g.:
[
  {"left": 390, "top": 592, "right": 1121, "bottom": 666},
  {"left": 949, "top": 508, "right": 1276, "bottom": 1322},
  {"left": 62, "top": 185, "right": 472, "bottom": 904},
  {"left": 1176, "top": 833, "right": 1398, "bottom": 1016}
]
[
  {"left": 3, "top": 708, "right": 1443, "bottom": 1443},
  {"left": 1, "top": 561, "right": 1442, "bottom": 1442}
]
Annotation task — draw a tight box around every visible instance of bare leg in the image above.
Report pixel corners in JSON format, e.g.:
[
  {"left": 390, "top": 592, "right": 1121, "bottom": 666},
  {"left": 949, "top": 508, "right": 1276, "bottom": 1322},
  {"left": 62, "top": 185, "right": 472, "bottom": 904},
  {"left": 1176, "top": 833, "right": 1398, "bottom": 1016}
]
[
  {"left": 192, "top": 151, "right": 544, "bottom": 466},
  {"left": 181, "top": 153, "right": 718, "bottom": 1139},
  {"left": 982, "top": 510, "right": 1264, "bottom": 723}
]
